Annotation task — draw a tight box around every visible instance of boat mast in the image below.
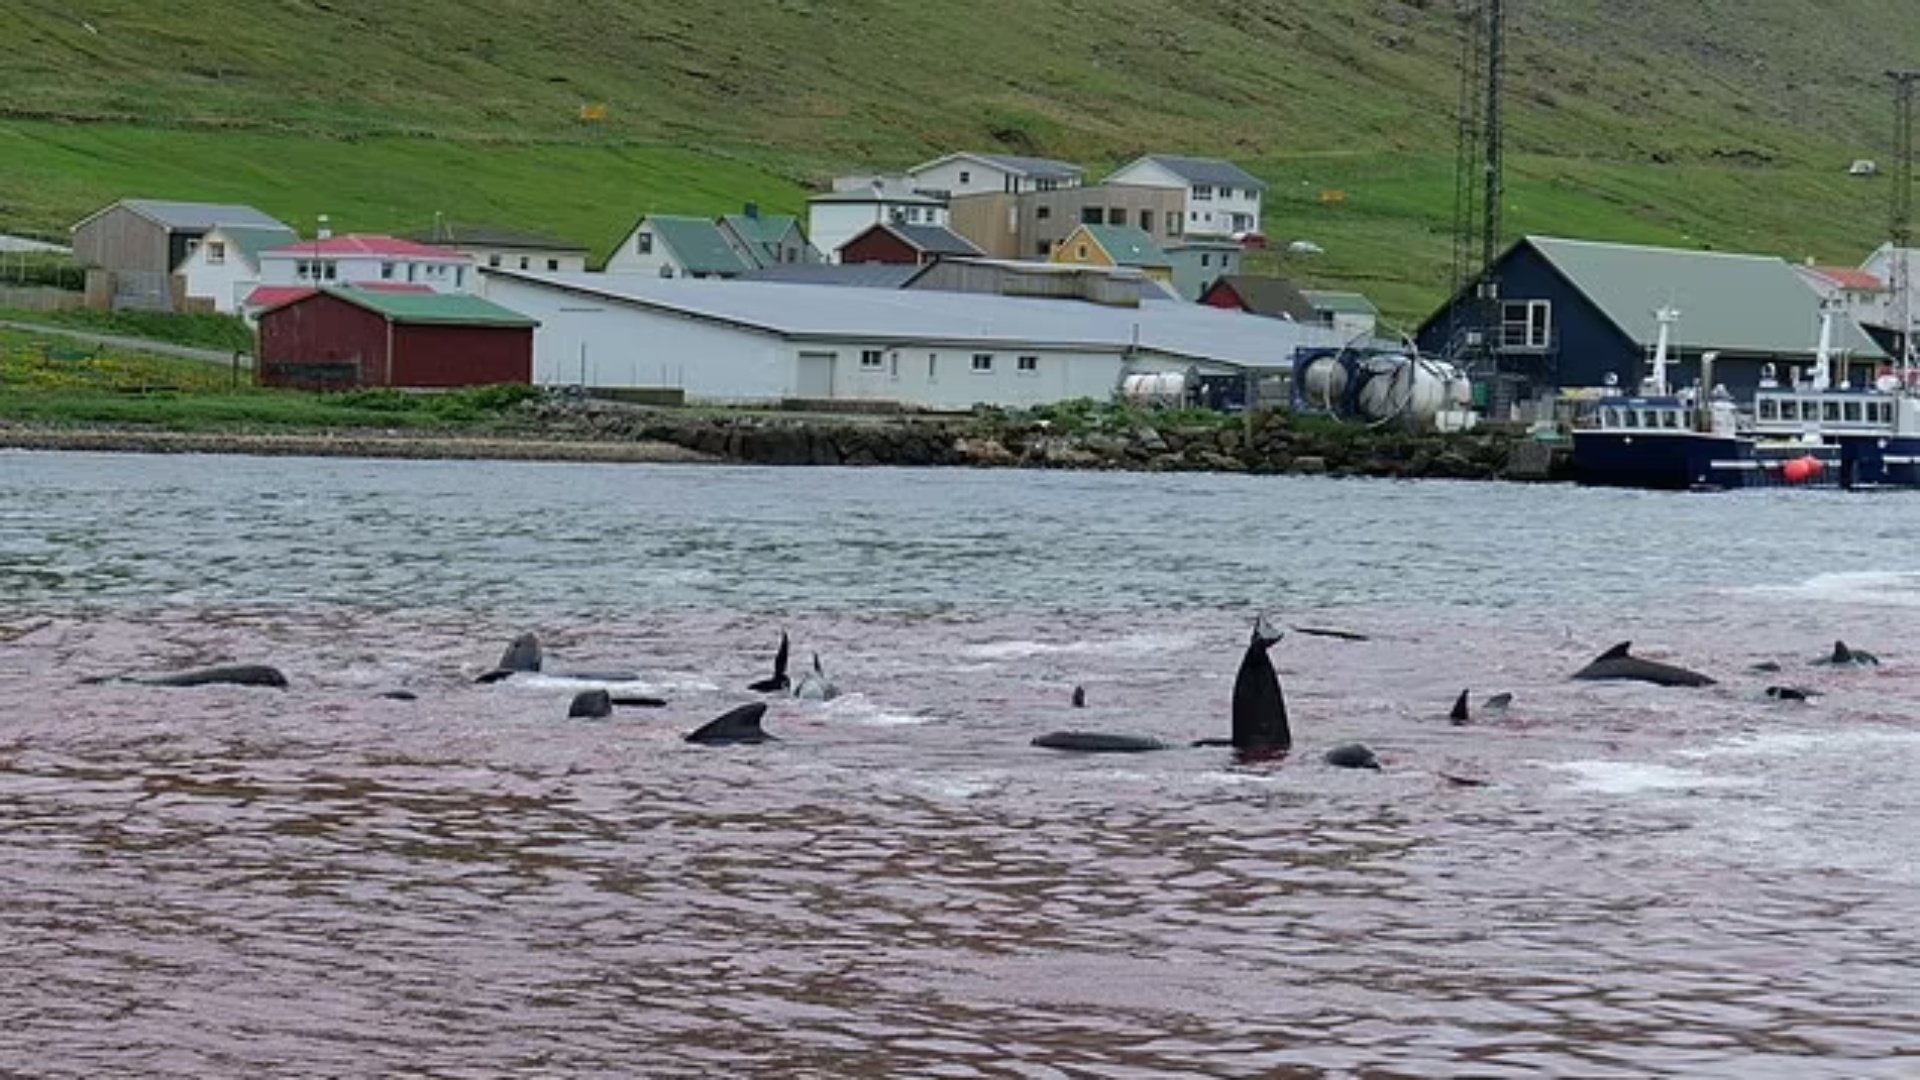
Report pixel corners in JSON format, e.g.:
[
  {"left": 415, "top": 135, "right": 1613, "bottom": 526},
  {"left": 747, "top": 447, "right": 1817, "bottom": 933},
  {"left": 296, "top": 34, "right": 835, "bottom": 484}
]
[
  {"left": 1644, "top": 304, "right": 1678, "bottom": 396},
  {"left": 1891, "top": 70, "right": 1916, "bottom": 375},
  {"left": 1813, "top": 299, "right": 1836, "bottom": 390}
]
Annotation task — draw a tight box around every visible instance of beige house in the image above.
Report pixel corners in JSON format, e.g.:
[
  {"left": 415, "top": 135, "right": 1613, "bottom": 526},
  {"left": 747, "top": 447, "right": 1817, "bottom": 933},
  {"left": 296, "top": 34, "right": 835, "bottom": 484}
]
[{"left": 948, "top": 184, "right": 1188, "bottom": 260}]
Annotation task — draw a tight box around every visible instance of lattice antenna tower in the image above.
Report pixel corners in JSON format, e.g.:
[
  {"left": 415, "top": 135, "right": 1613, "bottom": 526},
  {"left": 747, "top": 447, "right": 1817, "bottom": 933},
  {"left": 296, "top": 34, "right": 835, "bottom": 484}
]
[
  {"left": 1446, "top": 0, "right": 1506, "bottom": 367},
  {"left": 1891, "top": 70, "right": 1917, "bottom": 367}
]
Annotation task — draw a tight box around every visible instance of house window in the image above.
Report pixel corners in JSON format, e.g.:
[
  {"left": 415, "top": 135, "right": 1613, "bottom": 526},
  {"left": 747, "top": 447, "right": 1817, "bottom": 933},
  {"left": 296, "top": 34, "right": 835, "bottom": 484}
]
[
  {"left": 971, "top": 353, "right": 994, "bottom": 373},
  {"left": 1036, "top": 206, "right": 1051, "bottom": 221},
  {"left": 1036, "top": 240, "right": 1051, "bottom": 256},
  {"left": 1017, "top": 355, "right": 1038, "bottom": 375},
  {"left": 1082, "top": 207, "right": 1104, "bottom": 224},
  {"left": 959, "top": 169, "right": 971, "bottom": 184},
  {"left": 1139, "top": 209, "right": 1153, "bottom": 232},
  {"left": 860, "top": 349, "right": 885, "bottom": 370},
  {"left": 381, "top": 262, "right": 396, "bottom": 280},
  {"left": 454, "top": 267, "right": 465, "bottom": 288},
  {"left": 1076, "top": 244, "right": 1088, "bottom": 259},
  {"left": 548, "top": 259, "right": 560, "bottom": 271},
  {"left": 519, "top": 257, "right": 530, "bottom": 269},
  {"left": 1168, "top": 215, "right": 1183, "bottom": 237},
  {"left": 295, "top": 260, "right": 310, "bottom": 280},
  {"left": 928, "top": 353, "right": 938, "bottom": 382},
  {"left": 1500, "top": 299, "right": 1552, "bottom": 349},
  {"left": 1201, "top": 254, "right": 1211, "bottom": 267},
  {"left": 488, "top": 254, "right": 502, "bottom": 267},
  {"left": 207, "top": 241, "right": 226, "bottom": 265},
  {"left": 1108, "top": 209, "right": 1124, "bottom": 224},
  {"left": 637, "top": 232, "right": 653, "bottom": 254},
  {"left": 1192, "top": 185, "right": 1213, "bottom": 200},
  {"left": 320, "top": 261, "right": 337, "bottom": 281}
]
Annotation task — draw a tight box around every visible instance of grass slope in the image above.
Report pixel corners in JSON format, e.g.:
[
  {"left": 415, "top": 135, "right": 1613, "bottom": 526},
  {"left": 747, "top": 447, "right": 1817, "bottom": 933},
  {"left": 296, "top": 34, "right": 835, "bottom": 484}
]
[{"left": 4, "top": 0, "right": 1918, "bottom": 321}]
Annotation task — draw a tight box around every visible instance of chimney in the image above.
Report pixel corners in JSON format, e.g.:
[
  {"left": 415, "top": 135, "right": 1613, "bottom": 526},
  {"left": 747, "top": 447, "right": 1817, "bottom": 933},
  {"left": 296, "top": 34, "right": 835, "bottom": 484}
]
[{"left": 744, "top": 201, "right": 760, "bottom": 219}]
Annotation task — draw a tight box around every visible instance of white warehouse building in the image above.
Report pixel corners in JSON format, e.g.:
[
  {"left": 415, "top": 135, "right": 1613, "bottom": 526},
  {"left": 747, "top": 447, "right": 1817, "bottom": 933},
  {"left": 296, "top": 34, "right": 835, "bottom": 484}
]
[{"left": 481, "top": 269, "right": 1367, "bottom": 410}]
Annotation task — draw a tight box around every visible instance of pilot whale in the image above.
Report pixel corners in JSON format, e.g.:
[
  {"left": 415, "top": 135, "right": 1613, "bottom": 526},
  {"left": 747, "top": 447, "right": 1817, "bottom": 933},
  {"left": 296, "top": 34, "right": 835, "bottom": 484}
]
[
  {"left": 685, "top": 703, "right": 775, "bottom": 745},
  {"left": 1814, "top": 640, "right": 1880, "bottom": 667},
  {"left": 747, "top": 631, "right": 791, "bottom": 693},
  {"left": 1571, "top": 642, "right": 1716, "bottom": 687},
  {"left": 474, "top": 633, "right": 642, "bottom": 684},
  {"left": 83, "top": 663, "right": 289, "bottom": 689}
]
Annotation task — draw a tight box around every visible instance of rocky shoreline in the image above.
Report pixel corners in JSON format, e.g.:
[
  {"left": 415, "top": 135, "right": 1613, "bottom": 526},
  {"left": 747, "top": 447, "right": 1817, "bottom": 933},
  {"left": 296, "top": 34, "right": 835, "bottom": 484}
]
[{"left": 0, "top": 401, "right": 1575, "bottom": 482}]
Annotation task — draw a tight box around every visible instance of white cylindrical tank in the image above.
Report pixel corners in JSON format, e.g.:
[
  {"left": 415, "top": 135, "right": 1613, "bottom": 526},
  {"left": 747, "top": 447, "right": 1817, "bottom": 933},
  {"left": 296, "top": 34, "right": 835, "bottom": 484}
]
[
  {"left": 1121, "top": 371, "right": 1187, "bottom": 405},
  {"left": 1298, "top": 357, "right": 1348, "bottom": 409},
  {"left": 1355, "top": 356, "right": 1471, "bottom": 424}
]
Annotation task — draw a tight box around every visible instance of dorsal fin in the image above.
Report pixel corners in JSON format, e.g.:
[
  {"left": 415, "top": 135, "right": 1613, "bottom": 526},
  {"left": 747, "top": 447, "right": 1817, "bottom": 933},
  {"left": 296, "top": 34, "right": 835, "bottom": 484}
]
[
  {"left": 1449, "top": 689, "right": 1470, "bottom": 723},
  {"left": 1830, "top": 640, "right": 1853, "bottom": 663},
  {"left": 568, "top": 689, "right": 612, "bottom": 719},
  {"left": 1596, "top": 641, "right": 1633, "bottom": 661},
  {"left": 1071, "top": 685, "right": 1086, "bottom": 708},
  {"left": 772, "top": 631, "right": 789, "bottom": 677},
  {"left": 685, "top": 703, "right": 774, "bottom": 745},
  {"left": 1230, "top": 619, "right": 1291, "bottom": 750}
]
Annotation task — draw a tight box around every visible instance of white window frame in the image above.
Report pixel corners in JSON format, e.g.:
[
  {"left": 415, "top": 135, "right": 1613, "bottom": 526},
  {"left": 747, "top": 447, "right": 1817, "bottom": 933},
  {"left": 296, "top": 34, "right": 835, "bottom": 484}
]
[
  {"left": 860, "top": 348, "right": 885, "bottom": 370},
  {"left": 971, "top": 353, "right": 994, "bottom": 374},
  {"left": 1016, "top": 355, "right": 1039, "bottom": 376}
]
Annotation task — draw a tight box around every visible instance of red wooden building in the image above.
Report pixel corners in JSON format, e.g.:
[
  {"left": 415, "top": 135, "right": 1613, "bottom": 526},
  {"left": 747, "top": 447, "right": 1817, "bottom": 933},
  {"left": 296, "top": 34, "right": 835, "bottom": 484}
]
[
  {"left": 256, "top": 287, "right": 538, "bottom": 390},
  {"left": 836, "top": 222, "right": 983, "bottom": 266}
]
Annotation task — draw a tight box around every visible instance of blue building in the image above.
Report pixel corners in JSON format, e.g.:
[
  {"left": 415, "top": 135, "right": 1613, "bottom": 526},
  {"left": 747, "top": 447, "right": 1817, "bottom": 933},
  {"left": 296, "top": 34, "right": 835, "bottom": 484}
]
[{"left": 1416, "top": 236, "right": 1886, "bottom": 408}]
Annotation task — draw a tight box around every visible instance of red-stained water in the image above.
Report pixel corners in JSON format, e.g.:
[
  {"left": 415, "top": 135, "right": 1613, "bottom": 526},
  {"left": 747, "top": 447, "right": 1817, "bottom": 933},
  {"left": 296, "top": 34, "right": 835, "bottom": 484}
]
[{"left": 1, "top": 453, "right": 1916, "bottom": 1077}]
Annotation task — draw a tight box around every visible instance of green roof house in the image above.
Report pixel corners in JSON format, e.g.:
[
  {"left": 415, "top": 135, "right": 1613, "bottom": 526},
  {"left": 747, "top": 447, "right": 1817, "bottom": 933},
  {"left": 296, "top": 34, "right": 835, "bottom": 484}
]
[{"left": 603, "top": 214, "right": 752, "bottom": 279}]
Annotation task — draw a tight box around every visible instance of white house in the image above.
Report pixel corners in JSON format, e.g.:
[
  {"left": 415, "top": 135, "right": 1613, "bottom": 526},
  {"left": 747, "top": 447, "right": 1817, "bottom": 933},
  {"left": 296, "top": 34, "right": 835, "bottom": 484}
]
[
  {"left": 173, "top": 223, "right": 298, "bottom": 313},
  {"left": 480, "top": 270, "right": 1360, "bottom": 410},
  {"left": 1103, "top": 155, "right": 1267, "bottom": 239},
  {"left": 603, "top": 215, "right": 752, "bottom": 278},
  {"left": 256, "top": 234, "right": 476, "bottom": 294},
  {"left": 404, "top": 223, "right": 591, "bottom": 274},
  {"left": 906, "top": 152, "right": 1085, "bottom": 198},
  {"left": 807, "top": 179, "right": 950, "bottom": 264}
]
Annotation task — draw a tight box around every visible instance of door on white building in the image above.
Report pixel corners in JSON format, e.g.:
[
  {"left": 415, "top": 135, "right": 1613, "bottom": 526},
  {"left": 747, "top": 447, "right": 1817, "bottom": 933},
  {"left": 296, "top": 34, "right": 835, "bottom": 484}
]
[{"left": 797, "top": 351, "right": 836, "bottom": 398}]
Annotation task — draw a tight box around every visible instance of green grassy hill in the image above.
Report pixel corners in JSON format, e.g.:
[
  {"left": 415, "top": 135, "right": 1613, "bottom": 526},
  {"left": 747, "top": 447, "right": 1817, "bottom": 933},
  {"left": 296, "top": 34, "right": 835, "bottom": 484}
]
[{"left": 6, "top": 0, "right": 1918, "bottom": 322}]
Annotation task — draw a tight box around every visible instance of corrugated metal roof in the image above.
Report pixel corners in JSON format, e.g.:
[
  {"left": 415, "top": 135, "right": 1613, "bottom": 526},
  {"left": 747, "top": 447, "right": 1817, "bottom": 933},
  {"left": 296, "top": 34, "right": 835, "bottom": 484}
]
[
  {"left": 886, "top": 223, "right": 982, "bottom": 255},
  {"left": 1083, "top": 225, "right": 1171, "bottom": 268},
  {"left": 646, "top": 216, "right": 751, "bottom": 276},
  {"left": 1527, "top": 236, "right": 1883, "bottom": 356},
  {"left": 808, "top": 186, "right": 945, "bottom": 207},
  {"left": 738, "top": 264, "right": 923, "bottom": 288},
  {"left": 488, "top": 271, "right": 1363, "bottom": 369},
  {"left": 275, "top": 288, "right": 538, "bottom": 327},
  {"left": 122, "top": 199, "right": 289, "bottom": 231},
  {"left": 1206, "top": 276, "right": 1316, "bottom": 320},
  {"left": 1300, "top": 289, "right": 1380, "bottom": 316},
  {"left": 1120, "top": 155, "right": 1268, "bottom": 191}
]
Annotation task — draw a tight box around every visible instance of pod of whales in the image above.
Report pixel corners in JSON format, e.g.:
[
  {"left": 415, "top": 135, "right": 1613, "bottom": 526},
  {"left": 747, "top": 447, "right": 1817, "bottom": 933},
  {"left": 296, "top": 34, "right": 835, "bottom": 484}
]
[
  {"left": 1571, "top": 642, "right": 1716, "bottom": 687},
  {"left": 1448, "top": 689, "right": 1511, "bottom": 725},
  {"left": 1032, "top": 618, "right": 1378, "bottom": 768},
  {"left": 82, "top": 663, "right": 289, "bottom": 689}
]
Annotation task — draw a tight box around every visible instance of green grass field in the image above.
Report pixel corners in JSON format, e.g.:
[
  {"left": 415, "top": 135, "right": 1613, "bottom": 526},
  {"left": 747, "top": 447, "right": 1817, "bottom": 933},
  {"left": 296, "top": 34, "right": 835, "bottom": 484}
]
[
  {"left": 0, "top": 327, "right": 540, "bottom": 429},
  {"left": 4, "top": 0, "right": 1916, "bottom": 322}
]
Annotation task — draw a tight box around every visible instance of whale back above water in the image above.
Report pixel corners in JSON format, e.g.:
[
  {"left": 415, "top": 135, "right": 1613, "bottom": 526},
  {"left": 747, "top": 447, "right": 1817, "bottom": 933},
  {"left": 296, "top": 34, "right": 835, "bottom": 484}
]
[
  {"left": 685, "top": 703, "right": 775, "bottom": 745},
  {"left": 1818, "top": 640, "right": 1880, "bottom": 667},
  {"left": 1031, "top": 731, "right": 1171, "bottom": 753},
  {"left": 793, "top": 652, "right": 839, "bottom": 701},
  {"left": 85, "top": 663, "right": 290, "bottom": 689},
  {"left": 1571, "top": 642, "right": 1715, "bottom": 687},
  {"left": 569, "top": 689, "right": 613, "bottom": 719}
]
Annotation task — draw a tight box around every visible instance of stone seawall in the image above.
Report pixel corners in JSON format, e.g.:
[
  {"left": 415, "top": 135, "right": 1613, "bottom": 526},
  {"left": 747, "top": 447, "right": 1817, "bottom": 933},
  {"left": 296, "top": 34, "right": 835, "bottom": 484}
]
[
  {"left": 0, "top": 404, "right": 1576, "bottom": 482},
  {"left": 526, "top": 402, "right": 1575, "bottom": 482}
]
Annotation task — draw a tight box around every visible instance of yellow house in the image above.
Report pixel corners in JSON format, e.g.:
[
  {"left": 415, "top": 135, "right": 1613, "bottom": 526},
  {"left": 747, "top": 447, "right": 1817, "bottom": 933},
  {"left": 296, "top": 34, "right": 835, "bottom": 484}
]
[{"left": 1050, "top": 223, "right": 1176, "bottom": 287}]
